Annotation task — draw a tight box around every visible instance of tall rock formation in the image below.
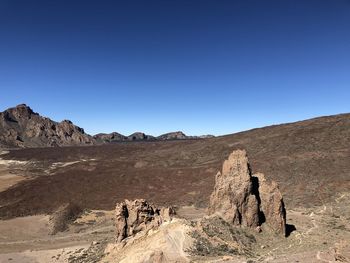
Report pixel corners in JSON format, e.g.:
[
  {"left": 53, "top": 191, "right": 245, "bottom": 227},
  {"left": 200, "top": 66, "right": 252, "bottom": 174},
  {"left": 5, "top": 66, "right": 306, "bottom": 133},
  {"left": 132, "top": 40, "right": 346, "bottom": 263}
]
[
  {"left": 208, "top": 150, "right": 260, "bottom": 228},
  {"left": 254, "top": 172, "right": 286, "bottom": 235},
  {"left": 0, "top": 104, "right": 94, "bottom": 147},
  {"left": 208, "top": 149, "right": 286, "bottom": 236}
]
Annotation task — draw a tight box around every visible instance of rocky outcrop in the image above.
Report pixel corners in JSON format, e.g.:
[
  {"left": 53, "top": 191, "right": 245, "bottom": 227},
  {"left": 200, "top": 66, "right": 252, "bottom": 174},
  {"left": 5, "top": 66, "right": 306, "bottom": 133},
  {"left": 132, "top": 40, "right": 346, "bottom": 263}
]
[
  {"left": 208, "top": 149, "right": 286, "bottom": 236},
  {"left": 127, "top": 132, "right": 155, "bottom": 141},
  {"left": 254, "top": 172, "right": 286, "bottom": 235},
  {"left": 93, "top": 132, "right": 127, "bottom": 143},
  {"left": 105, "top": 217, "right": 193, "bottom": 263},
  {"left": 115, "top": 199, "right": 175, "bottom": 242},
  {"left": 157, "top": 131, "right": 189, "bottom": 140},
  {"left": 0, "top": 104, "right": 95, "bottom": 148}
]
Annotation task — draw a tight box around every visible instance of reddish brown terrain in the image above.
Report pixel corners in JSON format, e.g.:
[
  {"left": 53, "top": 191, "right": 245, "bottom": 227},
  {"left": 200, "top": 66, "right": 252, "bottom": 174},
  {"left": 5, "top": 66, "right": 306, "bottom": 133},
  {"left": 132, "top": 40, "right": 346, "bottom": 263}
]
[
  {"left": 0, "top": 112, "right": 349, "bottom": 220},
  {"left": 0, "top": 111, "right": 350, "bottom": 262}
]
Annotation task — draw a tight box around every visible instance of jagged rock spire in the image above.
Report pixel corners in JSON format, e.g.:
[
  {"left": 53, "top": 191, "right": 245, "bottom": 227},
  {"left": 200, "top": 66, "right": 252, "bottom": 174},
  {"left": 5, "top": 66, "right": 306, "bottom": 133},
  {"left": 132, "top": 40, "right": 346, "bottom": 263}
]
[{"left": 208, "top": 149, "right": 286, "bottom": 236}]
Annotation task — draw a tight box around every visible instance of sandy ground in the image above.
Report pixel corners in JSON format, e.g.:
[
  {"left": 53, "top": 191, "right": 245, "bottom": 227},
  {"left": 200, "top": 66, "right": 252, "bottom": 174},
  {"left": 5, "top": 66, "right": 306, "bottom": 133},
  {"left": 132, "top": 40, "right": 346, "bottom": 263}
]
[
  {"left": 176, "top": 205, "right": 207, "bottom": 221},
  {"left": 0, "top": 171, "right": 25, "bottom": 192},
  {"left": 0, "top": 150, "right": 349, "bottom": 262},
  {"left": 0, "top": 199, "right": 349, "bottom": 262},
  {"left": 0, "top": 210, "right": 114, "bottom": 262},
  {"left": 0, "top": 150, "right": 28, "bottom": 192},
  {"left": 0, "top": 245, "right": 90, "bottom": 263}
]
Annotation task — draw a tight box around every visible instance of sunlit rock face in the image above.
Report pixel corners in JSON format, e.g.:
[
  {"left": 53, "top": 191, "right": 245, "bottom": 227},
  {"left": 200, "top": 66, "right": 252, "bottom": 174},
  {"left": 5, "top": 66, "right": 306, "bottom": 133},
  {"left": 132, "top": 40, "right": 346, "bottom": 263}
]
[
  {"left": 115, "top": 199, "right": 175, "bottom": 243},
  {"left": 0, "top": 104, "right": 95, "bottom": 147},
  {"left": 208, "top": 149, "right": 286, "bottom": 236}
]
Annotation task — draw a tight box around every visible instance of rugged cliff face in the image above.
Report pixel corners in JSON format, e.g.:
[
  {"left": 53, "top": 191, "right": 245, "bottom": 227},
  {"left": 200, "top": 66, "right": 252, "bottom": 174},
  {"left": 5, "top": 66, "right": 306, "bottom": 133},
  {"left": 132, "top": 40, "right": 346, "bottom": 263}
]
[
  {"left": 208, "top": 150, "right": 286, "bottom": 236},
  {"left": 0, "top": 104, "right": 95, "bottom": 147}
]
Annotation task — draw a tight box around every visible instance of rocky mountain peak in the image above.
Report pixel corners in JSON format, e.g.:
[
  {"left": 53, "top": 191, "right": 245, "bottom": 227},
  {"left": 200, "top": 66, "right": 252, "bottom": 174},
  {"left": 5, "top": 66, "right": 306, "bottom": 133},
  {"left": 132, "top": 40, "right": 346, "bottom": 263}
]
[
  {"left": 0, "top": 104, "right": 94, "bottom": 147},
  {"left": 60, "top": 119, "right": 73, "bottom": 124},
  {"left": 4, "top": 104, "right": 38, "bottom": 121}
]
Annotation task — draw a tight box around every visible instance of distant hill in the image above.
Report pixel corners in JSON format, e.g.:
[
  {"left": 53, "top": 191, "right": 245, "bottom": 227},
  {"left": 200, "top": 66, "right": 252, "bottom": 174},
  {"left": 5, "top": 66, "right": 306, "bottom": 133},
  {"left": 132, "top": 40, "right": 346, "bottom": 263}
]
[
  {"left": 157, "top": 131, "right": 189, "bottom": 140},
  {"left": 93, "top": 132, "right": 156, "bottom": 143},
  {"left": 93, "top": 132, "right": 128, "bottom": 143},
  {"left": 93, "top": 131, "right": 215, "bottom": 143},
  {"left": 94, "top": 131, "right": 214, "bottom": 143},
  {"left": 127, "top": 132, "right": 156, "bottom": 141},
  {"left": 0, "top": 104, "right": 214, "bottom": 148},
  {"left": 0, "top": 104, "right": 94, "bottom": 148}
]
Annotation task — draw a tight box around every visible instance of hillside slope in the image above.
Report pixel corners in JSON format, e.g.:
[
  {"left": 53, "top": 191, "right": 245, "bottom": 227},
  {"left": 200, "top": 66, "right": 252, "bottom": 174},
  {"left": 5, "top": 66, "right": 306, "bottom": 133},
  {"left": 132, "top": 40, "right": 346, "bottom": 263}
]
[{"left": 0, "top": 113, "right": 349, "bottom": 218}]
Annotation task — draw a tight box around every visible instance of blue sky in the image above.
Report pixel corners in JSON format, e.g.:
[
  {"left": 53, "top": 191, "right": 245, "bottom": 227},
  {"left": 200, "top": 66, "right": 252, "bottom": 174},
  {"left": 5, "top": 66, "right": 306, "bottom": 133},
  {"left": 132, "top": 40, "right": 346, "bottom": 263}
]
[{"left": 0, "top": 0, "right": 349, "bottom": 136}]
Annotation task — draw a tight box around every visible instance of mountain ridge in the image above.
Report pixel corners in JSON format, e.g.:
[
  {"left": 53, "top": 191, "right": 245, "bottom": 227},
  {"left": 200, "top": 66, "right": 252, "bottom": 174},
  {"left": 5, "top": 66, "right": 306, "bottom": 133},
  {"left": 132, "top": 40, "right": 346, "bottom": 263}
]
[
  {"left": 1, "top": 104, "right": 349, "bottom": 149},
  {"left": 0, "top": 104, "right": 214, "bottom": 148}
]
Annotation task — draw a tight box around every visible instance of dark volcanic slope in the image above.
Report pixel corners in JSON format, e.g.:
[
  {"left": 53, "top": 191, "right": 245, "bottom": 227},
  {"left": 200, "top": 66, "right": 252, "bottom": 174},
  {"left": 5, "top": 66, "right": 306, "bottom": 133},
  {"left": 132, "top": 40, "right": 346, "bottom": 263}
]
[
  {"left": 0, "top": 104, "right": 94, "bottom": 147},
  {"left": 0, "top": 113, "right": 349, "bottom": 218}
]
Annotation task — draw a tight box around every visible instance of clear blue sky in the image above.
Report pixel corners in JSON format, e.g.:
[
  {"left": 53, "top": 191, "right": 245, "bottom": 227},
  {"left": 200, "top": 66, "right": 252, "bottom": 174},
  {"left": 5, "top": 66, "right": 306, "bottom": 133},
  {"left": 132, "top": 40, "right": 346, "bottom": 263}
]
[{"left": 0, "top": 0, "right": 349, "bottom": 136}]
